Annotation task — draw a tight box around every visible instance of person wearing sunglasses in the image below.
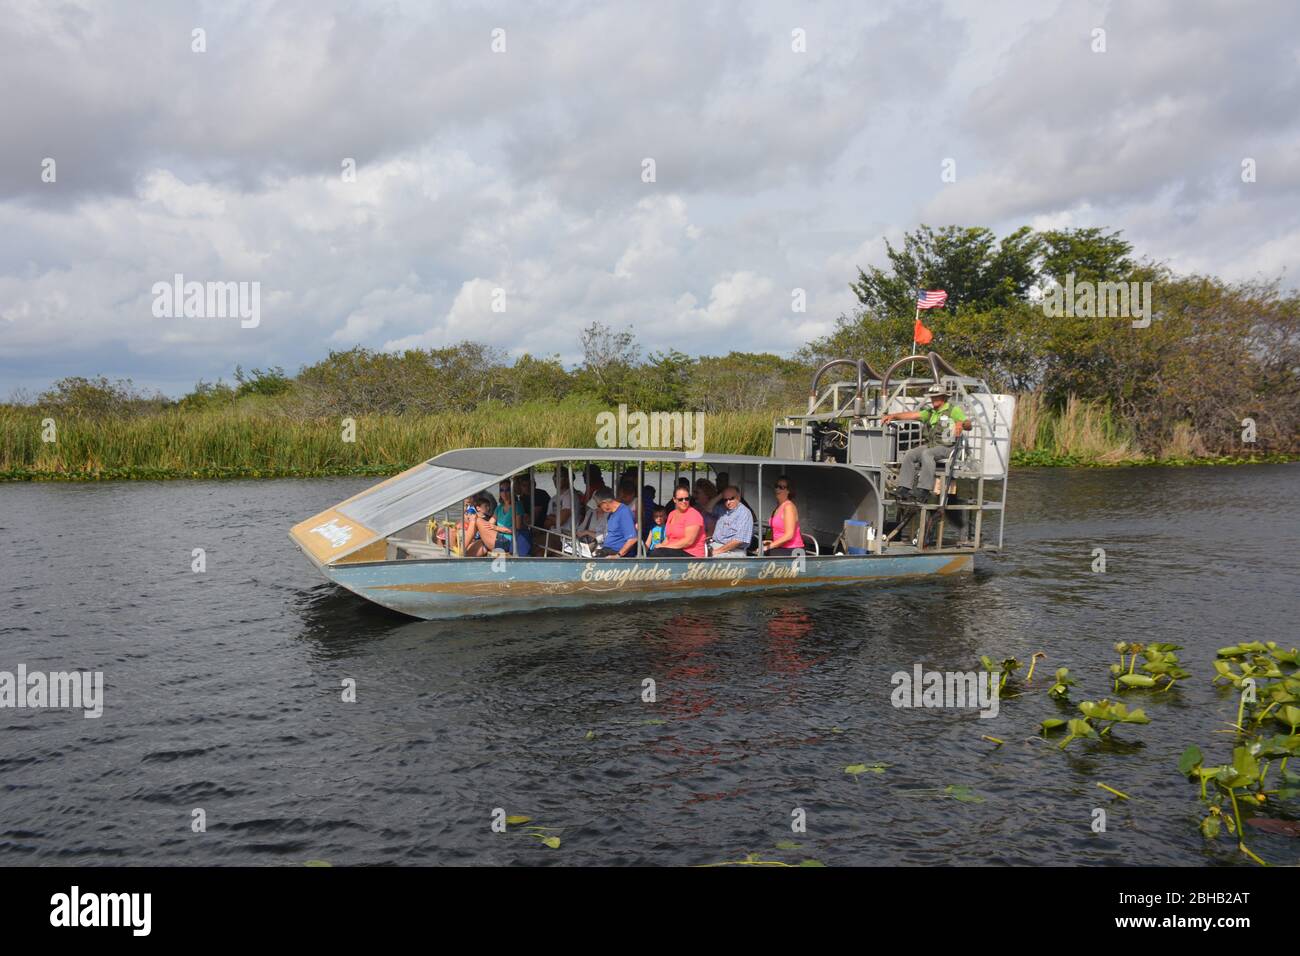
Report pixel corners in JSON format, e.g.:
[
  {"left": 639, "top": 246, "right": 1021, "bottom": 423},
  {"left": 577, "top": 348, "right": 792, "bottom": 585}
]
[
  {"left": 708, "top": 487, "right": 753, "bottom": 556},
  {"left": 652, "top": 487, "right": 706, "bottom": 558},
  {"left": 763, "top": 476, "right": 804, "bottom": 556}
]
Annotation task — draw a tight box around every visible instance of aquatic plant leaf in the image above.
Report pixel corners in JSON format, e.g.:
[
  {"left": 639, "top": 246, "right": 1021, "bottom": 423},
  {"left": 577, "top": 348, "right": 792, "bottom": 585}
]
[
  {"left": 943, "top": 785, "right": 985, "bottom": 803},
  {"left": 1040, "top": 718, "right": 1067, "bottom": 732},
  {"left": 1118, "top": 707, "right": 1150, "bottom": 724},
  {"left": 798, "top": 859, "right": 826, "bottom": 867},
  {"left": 1231, "top": 746, "right": 1261, "bottom": 783},
  {"left": 1200, "top": 815, "right": 1221, "bottom": 840},
  {"left": 506, "top": 815, "right": 532, "bottom": 825},
  {"left": 585, "top": 730, "right": 595, "bottom": 740},
  {"left": 1178, "top": 745, "right": 1203, "bottom": 776},
  {"left": 1146, "top": 642, "right": 1184, "bottom": 653},
  {"left": 304, "top": 860, "right": 332, "bottom": 867},
  {"left": 774, "top": 840, "right": 801, "bottom": 850},
  {"left": 844, "top": 762, "right": 887, "bottom": 776},
  {"left": 1119, "top": 674, "right": 1157, "bottom": 688},
  {"left": 1217, "top": 646, "right": 1247, "bottom": 658},
  {"left": 642, "top": 719, "right": 665, "bottom": 726},
  {"left": 540, "top": 836, "right": 561, "bottom": 849},
  {"left": 1277, "top": 705, "right": 1300, "bottom": 730},
  {"left": 1067, "top": 718, "right": 1096, "bottom": 738}
]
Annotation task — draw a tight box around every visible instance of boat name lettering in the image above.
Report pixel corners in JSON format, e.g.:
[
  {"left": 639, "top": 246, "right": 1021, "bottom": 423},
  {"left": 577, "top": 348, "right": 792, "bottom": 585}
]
[
  {"left": 679, "top": 562, "right": 749, "bottom": 585},
  {"left": 580, "top": 563, "right": 674, "bottom": 584}
]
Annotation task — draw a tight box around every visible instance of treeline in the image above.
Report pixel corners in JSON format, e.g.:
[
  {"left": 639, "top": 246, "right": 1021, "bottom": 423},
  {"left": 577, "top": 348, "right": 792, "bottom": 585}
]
[{"left": 7, "top": 224, "right": 1299, "bottom": 461}]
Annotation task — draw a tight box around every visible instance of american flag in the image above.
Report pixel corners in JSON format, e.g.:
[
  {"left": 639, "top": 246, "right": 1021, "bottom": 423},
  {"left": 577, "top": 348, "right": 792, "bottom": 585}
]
[{"left": 916, "top": 289, "right": 948, "bottom": 309}]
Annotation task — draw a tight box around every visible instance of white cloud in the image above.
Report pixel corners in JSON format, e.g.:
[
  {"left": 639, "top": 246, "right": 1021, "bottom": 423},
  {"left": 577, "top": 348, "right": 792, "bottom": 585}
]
[{"left": 0, "top": 0, "right": 1295, "bottom": 394}]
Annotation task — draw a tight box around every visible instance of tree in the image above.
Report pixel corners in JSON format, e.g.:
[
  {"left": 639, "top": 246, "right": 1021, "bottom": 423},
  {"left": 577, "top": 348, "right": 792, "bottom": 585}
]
[
  {"left": 579, "top": 322, "right": 640, "bottom": 403},
  {"left": 850, "top": 225, "right": 1042, "bottom": 318}
]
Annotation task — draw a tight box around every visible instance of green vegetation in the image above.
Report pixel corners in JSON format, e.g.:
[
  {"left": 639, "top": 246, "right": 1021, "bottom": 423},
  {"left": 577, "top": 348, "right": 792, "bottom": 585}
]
[
  {"left": 1012, "top": 638, "right": 1300, "bottom": 865},
  {"left": 3, "top": 223, "right": 1296, "bottom": 480}
]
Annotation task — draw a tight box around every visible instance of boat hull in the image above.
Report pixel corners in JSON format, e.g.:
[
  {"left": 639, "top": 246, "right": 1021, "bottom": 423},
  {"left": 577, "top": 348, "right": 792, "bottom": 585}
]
[{"left": 321, "top": 552, "right": 974, "bottom": 620}]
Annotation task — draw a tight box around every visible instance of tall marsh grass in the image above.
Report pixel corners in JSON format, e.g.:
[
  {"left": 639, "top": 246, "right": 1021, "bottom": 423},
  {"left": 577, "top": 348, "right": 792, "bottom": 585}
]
[
  {"left": 0, "top": 392, "right": 1241, "bottom": 480},
  {"left": 0, "top": 399, "right": 776, "bottom": 478}
]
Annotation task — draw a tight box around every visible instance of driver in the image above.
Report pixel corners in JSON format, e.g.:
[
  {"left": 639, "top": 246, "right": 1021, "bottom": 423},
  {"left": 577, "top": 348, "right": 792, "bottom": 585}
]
[{"left": 882, "top": 383, "right": 967, "bottom": 504}]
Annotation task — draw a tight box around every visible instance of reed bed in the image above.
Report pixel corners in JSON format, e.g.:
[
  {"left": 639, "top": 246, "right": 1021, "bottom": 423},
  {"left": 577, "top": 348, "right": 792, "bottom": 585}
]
[{"left": 0, "top": 396, "right": 1271, "bottom": 481}]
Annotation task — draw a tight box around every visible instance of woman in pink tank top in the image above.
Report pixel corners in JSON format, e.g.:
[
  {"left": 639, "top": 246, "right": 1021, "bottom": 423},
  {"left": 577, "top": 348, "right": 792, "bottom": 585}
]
[{"left": 764, "top": 475, "right": 804, "bottom": 556}]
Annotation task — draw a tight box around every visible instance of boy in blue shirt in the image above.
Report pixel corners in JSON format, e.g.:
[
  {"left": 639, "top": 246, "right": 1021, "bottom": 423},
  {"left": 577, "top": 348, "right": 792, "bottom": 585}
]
[{"left": 645, "top": 505, "right": 667, "bottom": 552}]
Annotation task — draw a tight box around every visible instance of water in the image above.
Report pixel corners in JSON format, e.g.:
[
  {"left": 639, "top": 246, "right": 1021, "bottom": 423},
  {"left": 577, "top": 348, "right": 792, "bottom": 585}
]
[{"left": 2, "top": 465, "right": 1298, "bottom": 866}]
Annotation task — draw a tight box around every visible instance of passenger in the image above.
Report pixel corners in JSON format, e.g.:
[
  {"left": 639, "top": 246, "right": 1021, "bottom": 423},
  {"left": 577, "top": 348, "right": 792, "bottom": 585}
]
[
  {"left": 435, "top": 496, "right": 473, "bottom": 552},
  {"left": 709, "top": 486, "right": 753, "bottom": 557},
  {"left": 617, "top": 478, "right": 638, "bottom": 509},
  {"left": 543, "top": 466, "right": 578, "bottom": 530},
  {"left": 515, "top": 473, "right": 549, "bottom": 528},
  {"left": 492, "top": 480, "right": 530, "bottom": 556},
  {"left": 653, "top": 486, "right": 706, "bottom": 558},
  {"left": 645, "top": 505, "right": 668, "bottom": 551},
  {"left": 692, "top": 478, "right": 718, "bottom": 534},
  {"left": 763, "top": 476, "right": 805, "bottom": 556},
  {"left": 883, "top": 384, "right": 968, "bottom": 504},
  {"left": 574, "top": 489, "right": 609, "bottom": 548},
  {"left": 641, "top": 484, "right": 658, "bottom": 532},
  {"left": 592, "top": 488, "right": 638, "bottom": 558},
  {"left": 579, "top": 464, "right": 608, "bottom": 511},
  {"left": 713, "top": 472, "right": 731, "bottom": 509},
  {"left": 463, "top": 493, "right": 501, "bottom": 556}
]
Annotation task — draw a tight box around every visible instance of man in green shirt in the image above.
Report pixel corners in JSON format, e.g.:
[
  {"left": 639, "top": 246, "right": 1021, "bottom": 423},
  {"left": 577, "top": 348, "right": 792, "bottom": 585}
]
[{"left": 882, "top": 384, "right": 967, "bottom": 504}]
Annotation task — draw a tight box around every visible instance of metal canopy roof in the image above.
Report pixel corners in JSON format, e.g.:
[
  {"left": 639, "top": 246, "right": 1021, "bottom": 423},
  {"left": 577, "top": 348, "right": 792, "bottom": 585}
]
[
  {"left": 428, "top": 447, "right": 818, "bottom": 474},
  {"left": 293, "top": 447, "right": 858, "bottom": 566}
]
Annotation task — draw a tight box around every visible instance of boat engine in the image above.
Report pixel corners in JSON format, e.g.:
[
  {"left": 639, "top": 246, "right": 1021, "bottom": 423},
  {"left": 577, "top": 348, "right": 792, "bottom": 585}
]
[{"left": 810, "top": 420, "right": 848, "bottom": 463}]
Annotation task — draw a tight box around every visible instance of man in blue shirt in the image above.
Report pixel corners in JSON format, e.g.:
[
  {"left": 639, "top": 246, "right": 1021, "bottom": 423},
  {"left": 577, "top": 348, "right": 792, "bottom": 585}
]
[
  {"left": 593, "top": 489, "right": 638, "bottom": 558},
  {"left": 709, "top": 486, "right": 754, "bottom": 556}
]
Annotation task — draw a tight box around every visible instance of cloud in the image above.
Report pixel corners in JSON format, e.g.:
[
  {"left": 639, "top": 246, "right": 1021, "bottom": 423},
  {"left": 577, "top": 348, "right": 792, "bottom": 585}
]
[{"left": 0, "top": 0, "right": 1295, "bottom": 395}]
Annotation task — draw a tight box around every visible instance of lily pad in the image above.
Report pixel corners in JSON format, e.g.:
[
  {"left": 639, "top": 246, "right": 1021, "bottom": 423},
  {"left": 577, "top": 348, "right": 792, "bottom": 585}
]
[
  {"left": 1178, "top": 745, "right": 1203, "bottom": 776},
  {"left": 844, "top": 762, "right": 887, "bottom": 776}
]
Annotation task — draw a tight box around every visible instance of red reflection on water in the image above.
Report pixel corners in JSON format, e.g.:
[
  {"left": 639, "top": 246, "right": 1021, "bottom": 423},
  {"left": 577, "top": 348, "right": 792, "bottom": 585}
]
[{"left": 765, "top": 607, "right": 816, "bottom": 676}]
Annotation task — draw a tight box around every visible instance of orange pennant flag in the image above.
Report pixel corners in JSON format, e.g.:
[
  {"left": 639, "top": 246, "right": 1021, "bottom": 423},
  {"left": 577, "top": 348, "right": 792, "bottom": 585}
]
[{"left": 913, "top": 317, "right": 933, "bottom": 346}]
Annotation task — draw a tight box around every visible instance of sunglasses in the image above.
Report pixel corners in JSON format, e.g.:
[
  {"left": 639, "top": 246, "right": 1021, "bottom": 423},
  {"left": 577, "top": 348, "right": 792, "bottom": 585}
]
[
  {"left": 774, "top": 484, "right": 788, "bottom": 491},
  {"left": 674, "top": 496, "right": 690, "bottom": 502}
]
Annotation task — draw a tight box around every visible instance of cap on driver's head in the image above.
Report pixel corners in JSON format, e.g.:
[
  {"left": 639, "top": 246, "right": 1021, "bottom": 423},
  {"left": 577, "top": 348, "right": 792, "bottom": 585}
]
[{"left": 926, "top": 384, "right": 948, "bottom": 398}]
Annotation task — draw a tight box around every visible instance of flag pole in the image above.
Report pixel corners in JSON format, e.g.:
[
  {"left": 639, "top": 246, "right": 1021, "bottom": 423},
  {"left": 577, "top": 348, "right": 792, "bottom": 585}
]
[{"left": 912, "top": 290, "right": 920, "bottom": 352}]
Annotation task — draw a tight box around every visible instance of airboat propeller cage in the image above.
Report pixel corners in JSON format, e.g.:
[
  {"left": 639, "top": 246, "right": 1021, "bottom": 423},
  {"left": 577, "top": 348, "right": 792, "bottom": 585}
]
[{"left": 780, "top": 350, "right": 1015, "bottom": 480}]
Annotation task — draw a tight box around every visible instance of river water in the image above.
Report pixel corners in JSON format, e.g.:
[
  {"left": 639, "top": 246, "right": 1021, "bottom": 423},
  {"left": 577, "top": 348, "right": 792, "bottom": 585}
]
[{"left": 2, "top": 465, "right": 1298, "bottom": 866}]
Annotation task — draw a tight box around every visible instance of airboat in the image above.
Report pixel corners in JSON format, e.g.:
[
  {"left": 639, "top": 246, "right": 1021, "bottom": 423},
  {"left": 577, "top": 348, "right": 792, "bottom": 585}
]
[{"left": 289, "top": 352, "right": 1015, "bottom": 619}]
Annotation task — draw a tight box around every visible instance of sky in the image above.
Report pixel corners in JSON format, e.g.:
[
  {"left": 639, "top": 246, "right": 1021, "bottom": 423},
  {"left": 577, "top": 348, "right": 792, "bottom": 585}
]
[{"left": 2, "top": 0, "right": 1297, "bottom": 396}]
